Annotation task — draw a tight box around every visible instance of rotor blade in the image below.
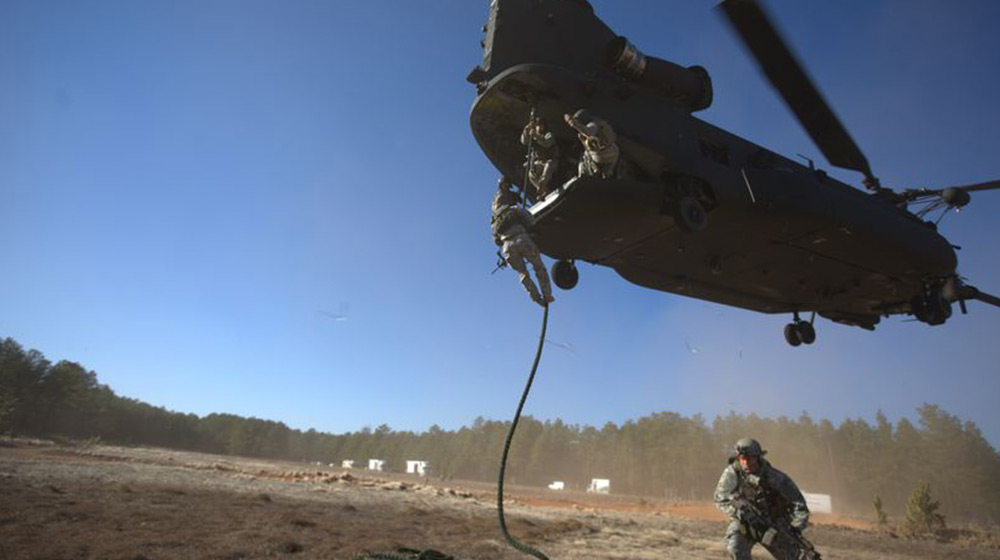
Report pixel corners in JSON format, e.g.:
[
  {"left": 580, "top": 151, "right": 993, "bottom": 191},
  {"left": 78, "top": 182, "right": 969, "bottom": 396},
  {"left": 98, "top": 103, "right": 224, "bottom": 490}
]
[
  {"left": 717, "top": 0, "right": 876, "bottom": 183},
  {"left": 954, "top": 179, "right": 1000, "bottom": 193}
]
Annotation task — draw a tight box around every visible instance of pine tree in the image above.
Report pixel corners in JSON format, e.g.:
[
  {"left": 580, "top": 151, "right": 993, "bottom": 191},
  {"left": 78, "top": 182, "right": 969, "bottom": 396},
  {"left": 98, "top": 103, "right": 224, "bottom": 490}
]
[
  {"left": 902, "top": 481, "right": 946, "bottom": 537},
  {"left": 0, "top": 390, "right": 16, "bottom": 435}
]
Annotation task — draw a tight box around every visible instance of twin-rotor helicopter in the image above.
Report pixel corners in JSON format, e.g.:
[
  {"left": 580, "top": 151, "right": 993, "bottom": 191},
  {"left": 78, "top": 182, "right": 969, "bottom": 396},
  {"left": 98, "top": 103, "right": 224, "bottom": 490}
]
[{"left": 468, "top": 0, "right": 999, "bottom": 346}]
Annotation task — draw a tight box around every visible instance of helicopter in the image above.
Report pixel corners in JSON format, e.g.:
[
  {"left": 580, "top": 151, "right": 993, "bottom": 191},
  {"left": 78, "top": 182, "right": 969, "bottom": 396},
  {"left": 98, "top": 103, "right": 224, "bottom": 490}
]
[{"left": 467, "top": 0, "right": 1000, "bottom": 346}]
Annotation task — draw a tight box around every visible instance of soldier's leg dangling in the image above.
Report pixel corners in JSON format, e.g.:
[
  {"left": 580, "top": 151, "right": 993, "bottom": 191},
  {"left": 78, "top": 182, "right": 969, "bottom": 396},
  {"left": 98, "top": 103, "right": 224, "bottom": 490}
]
[
  {"left": 503, "top": 241, "right": 544, "bottom": 305},
  {"left": 522, "top": 241, "right": 553, "bottom": 303}
]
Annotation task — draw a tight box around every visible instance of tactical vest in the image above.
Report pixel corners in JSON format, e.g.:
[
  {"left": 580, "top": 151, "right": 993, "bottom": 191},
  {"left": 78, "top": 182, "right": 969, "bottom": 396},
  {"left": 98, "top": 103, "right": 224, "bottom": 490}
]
[
  {"left": 531, "top": 131, "right": 560, "bottom": 161},
  {"left": 490, "top": 203, "right": 532, "bottom": 244},
  {"left": 732, "top": 463, "right": 790, "bottom": 522}
]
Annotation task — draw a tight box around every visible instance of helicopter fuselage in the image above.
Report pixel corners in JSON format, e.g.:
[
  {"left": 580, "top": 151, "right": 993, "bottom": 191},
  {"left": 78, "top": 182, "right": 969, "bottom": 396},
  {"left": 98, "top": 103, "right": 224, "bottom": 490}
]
[
  {"left": 468, "top": 0, "right": 960, "bottom": 331},
  {"left": 471, "top": 64, "right": 956, "bottom": 329}
]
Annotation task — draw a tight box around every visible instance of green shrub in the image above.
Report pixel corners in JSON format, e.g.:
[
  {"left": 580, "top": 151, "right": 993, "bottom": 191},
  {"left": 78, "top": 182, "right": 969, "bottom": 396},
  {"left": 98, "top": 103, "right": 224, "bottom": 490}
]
[
  {"left": 902, "top": 481, "right": 946, "bottom": 538},
  {"left": 873, "top": 494, "right": 889, "bottom": 528}
]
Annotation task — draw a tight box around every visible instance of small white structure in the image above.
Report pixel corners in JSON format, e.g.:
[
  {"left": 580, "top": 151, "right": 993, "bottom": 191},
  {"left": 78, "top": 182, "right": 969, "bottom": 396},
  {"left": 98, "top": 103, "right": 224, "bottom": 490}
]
[
  {"left": 547, "top": 481, "right": 565, "bottom": 491},
  {"left": 803, "top": 492, "right": 833, "bottom": 514},
  {"left": 406, "top": 460, "right": 429, "bottom": 476},
  {"left": 588, "top": 478, "right": 611, "bottom": 493},
  {"left": 341, "top": 460, "right": 355, "bottom": 469},
  {"left": 368, "top": 458, "right": 386, "bottom": 472}
]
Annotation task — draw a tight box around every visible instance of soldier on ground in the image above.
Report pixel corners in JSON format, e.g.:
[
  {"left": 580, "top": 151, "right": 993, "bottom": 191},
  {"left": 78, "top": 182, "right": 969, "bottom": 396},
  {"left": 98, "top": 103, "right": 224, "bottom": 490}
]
[
  {"left": 490, "top": 177, "right": 554, "bottom": 307},
  {"left": 564, "top": 109, "right": 620, "bottom": 179},
  {"left": 713, "top": 438, "right": 819, "bottom": 560},
  {"left": 520, "top": 114, "right": 560, "bottom": 200}
]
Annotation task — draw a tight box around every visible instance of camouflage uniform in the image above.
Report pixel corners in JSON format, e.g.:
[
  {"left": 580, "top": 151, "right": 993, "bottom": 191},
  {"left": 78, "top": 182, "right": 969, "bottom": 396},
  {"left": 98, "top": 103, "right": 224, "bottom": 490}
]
[
  {"left": 491, "top": 181, "right": 554, "bottom": 307},
  {"left": 520, "top": 117, "right": 560, "bottom": 199},
  {"left": 565, "top": 109, "right": 620, "bottom": 179},
  {"left": 714, "top": 449, "right": 811, "bottom": 560}
]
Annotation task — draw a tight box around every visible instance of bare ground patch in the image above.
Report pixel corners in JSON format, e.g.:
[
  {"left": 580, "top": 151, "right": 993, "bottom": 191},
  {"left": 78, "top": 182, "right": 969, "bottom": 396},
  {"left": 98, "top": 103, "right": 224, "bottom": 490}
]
[{"left": 1, "top": 442, "right": 997, "bottom": 559}]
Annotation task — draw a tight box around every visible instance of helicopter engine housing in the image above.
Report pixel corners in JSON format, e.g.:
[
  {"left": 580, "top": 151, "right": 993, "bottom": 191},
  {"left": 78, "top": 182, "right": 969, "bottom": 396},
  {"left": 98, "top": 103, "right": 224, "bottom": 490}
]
[{"left": 606, "top": 36, "right": 713, "bottom": 112}]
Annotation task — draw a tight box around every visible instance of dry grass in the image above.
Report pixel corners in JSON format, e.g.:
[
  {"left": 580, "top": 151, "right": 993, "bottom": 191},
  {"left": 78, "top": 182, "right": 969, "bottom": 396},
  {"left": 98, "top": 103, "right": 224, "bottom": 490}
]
[{"left": 3, "top": 441, "right": 1000, "bottom": 560}]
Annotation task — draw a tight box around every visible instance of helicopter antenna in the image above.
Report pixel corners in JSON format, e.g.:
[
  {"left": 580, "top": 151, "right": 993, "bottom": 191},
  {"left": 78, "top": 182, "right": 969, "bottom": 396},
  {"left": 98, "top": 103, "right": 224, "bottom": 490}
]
[{"left": 795, "top": 153, "right": 814, "bottom": 170}]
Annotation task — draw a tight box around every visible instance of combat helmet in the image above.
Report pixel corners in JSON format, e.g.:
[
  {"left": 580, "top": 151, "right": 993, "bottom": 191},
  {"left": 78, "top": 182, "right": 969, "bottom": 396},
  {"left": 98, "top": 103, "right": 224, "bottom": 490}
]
[
  {"left": 734, "top": 437, "right": 766, "bottom": 457},
  {"left": 492, "top": 176, "right": 519, "bottom": 210}
]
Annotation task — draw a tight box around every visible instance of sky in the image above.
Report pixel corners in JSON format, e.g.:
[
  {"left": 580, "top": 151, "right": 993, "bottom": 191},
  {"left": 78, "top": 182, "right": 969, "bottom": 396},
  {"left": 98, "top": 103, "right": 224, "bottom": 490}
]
[{"left": 2, "top": 0, "right": 999, "bottom": 448}]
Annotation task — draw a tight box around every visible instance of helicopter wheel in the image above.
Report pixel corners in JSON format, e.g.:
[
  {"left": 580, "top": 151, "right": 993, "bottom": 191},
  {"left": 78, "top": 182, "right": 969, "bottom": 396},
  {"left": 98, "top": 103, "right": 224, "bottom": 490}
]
[
  {"left": 795, "top": 321, "right": 816, "bottom": 345},
  {"left": 910, "top": 294, "right": 930, "bottom": 323},
  {"left": 552, "top": 259, "right": 579, "bottom": 290},
  {"left": 911, "top": 289, "right": 952, "bottom": 326},
  {"left": 927, "top": 292, "right": 952, "bottom": 325},
  {"left": 783, "top": 323, "right": 802, "bottom": 347},
  {"left": 673, "top": 196, "right": 708, "bottom": 232}
]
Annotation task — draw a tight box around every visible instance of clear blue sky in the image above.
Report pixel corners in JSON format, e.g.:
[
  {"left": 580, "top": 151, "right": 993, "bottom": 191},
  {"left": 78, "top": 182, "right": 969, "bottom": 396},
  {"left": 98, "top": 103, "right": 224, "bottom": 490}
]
[{"left": 3, "top": 1, "right": 999, "bottom": 447}]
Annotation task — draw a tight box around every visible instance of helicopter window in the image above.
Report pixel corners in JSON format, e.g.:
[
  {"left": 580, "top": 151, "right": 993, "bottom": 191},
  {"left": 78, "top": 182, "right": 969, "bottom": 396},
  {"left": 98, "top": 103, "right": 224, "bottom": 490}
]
[{"left": 699, "top": 138, "right": 729, "bottom": 166}]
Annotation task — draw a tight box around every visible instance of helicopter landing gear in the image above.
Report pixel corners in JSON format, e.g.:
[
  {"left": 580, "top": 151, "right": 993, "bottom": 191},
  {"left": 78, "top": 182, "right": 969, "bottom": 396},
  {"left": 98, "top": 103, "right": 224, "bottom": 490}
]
[
  {"left": 673, "top": 196, "right": 708, "bottom": 232},
  {"left": 911, "top": 287, "right": 952, "bottom": 326},
  {"left": 783, "top": 312, "right": 816, "bottom": 347},
  {"left": 796, "top": 319, "right": 816, "bottom": 344},
  {"left": 552, "top": 259, "right": 579, "bottom": 290}
]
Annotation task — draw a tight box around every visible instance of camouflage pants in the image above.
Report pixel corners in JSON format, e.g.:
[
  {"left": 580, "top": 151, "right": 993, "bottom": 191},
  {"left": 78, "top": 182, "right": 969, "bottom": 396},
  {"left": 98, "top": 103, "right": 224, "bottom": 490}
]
[
  {"left": 725, "top": 521, "right": 804, "bottom": 560},
  {"left": 502, "top": 233, "right": 553, "bottom": 306},
  {"left": 528, "top": 158, "right": 558, "bottom": 198}
]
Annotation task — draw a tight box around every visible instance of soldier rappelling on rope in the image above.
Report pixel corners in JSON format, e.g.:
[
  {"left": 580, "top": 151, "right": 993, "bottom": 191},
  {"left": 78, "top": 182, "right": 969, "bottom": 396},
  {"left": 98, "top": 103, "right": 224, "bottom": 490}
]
[{"left": 490, "top": 177, "right": 554, "bottom": 307}]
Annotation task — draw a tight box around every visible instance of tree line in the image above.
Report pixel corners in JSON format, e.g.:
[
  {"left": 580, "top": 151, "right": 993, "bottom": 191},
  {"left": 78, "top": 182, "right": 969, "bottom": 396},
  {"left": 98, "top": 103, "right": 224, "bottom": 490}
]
[{"left": 2, "top": 336, "right": 998, "bottom": 521}]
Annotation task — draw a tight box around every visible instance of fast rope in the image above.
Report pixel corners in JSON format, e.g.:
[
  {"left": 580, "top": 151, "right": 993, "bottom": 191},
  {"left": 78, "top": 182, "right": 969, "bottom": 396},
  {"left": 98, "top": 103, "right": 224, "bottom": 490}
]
[
  {"left": 351, "top": 303, "right": 551, "bottom": 560},
  {"left": 496, "top": 302, "right": 550, "bottom": 560}
]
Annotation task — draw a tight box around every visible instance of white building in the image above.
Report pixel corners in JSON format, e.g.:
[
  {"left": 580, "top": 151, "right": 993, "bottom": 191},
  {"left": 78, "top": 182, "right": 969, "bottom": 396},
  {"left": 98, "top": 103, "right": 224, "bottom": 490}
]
[
  {"left": 547, "top": 481, "right": 565, "bottom": 491},
  {"left": 341, "top": 460, "right": 355, "bottom": 469},
  {"left": 803, "top": 492, "right": 833, "bottom": 514},
  {"left": 405, "top": 460, "right": 429, "bottom": 476},
  {"left": 368, "top": 458, "right": 386, "bottom": 472},
  {"left": 587, "top": 478, "right": 610, "bottom": 493}
]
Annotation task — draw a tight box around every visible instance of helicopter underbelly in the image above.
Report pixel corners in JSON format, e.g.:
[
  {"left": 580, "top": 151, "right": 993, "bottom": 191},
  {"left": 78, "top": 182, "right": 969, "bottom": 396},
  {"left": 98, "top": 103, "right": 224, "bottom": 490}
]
[{"left": 532, "top": 177, "right": 957, "bottom": 316}]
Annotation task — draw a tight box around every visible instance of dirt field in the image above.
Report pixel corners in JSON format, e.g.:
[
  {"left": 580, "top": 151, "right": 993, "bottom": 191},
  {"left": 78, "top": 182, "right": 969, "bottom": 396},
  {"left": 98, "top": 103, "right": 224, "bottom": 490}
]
[{"left": 1, "top": 441, "right": 997, "bottom": 559}]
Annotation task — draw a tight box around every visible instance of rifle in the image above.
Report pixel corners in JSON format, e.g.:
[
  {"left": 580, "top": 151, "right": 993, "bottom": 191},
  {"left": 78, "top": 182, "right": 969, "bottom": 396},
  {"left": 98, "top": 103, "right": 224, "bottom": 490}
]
[
  {"left": 733, "top": 500, "right": 821, "bottom": 559},
  {"left": 491, "top": 250, "right": 508, "bottom": 274}
]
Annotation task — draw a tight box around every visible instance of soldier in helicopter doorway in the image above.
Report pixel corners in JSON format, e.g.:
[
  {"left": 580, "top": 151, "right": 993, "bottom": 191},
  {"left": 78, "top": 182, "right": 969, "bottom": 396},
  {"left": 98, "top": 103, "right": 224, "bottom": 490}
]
[
  {"left": 564, "top": 108, "right": 621, "bottom": 179},
  {"left": 521, "top": 113, "right": 560, "bottom": 200}
]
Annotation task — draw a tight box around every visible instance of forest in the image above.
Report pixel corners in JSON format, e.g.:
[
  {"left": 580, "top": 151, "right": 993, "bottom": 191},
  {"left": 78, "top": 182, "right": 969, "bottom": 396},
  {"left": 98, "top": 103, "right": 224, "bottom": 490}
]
[{"left": 2, "top": 335, "right": 998, "bottom": 522}]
